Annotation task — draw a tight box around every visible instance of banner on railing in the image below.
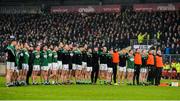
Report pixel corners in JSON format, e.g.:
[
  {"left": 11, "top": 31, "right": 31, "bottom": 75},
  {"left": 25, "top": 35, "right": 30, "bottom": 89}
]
[
  {"left": 133, "top": 45, "right": 152, "bottom": 50},
  {"left": 0, "top": 6, "right": 42, "bottom": 14},
  {"left": 133, "top": 3, "right": 180, "bottom": 11},
  {"left": 51, "top": 5, "right": 120, "bottom": 13}
]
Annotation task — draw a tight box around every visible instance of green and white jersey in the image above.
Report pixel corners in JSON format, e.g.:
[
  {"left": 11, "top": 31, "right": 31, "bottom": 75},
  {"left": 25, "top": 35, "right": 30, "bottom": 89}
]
[
  {"left": 127, "top": 55, "right": 134, "bottom": 69},
  {"left": 40, "top": 50, "right": 48, "bottom": 66},
  {"left": 22, "top": 48, "right": 29, "bottom": 64},
  {"left": 47, "top": 49, "right": 53, "bottom": 63},
  {"left": 57, "top": 49, "right": 63, "bottom": 61},
  {"left": 5, "top": 45, "right": 16, "bottom": 62},
  {"left": 52, "top": 51, "right": 58, "bottom": 63},
  {"left": 106, "top": 53, "right": 113, "bottom": 67},
  {"left": 16, "top": 51, "right": 20, "bottom": 67},
  {"left": 33, "top": 50, "right": 40, "bottom": 65}
]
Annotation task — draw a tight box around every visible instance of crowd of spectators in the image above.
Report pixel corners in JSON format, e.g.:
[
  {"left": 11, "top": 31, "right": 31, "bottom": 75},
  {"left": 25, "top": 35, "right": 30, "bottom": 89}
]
[{"left": 0, "top": 9, "right": 179, "bottom": 55}]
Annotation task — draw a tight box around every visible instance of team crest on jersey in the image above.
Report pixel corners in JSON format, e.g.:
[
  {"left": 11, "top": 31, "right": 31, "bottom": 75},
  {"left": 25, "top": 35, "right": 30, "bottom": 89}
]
[
  {"left": 44, "top": 54, "right": 47, "bottom": 58},
  {"left": 49, "top": 53, "right": 52, "bottom": 57},
  {"left": 130, "top": 58, "right": 134, "bottom": 61},
  {"left": 20, "top": 53, "right": 23, "bottom": 56},
  {"left": 36, "top": 55, "right": 40, "bottom": 58},
  {"left": 25, "top": 52, "right": 29, "bottom": 57},
  {"left": 70, "top": 53, "right": 73, "bottom": 56},
  {"left": 54, "top": 55, "right": 58, "bottom": 58}
]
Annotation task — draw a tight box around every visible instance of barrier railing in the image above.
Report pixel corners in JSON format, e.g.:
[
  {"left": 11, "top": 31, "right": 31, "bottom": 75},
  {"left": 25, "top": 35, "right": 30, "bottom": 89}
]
[
  {"left": 130, "top": 39, "right": 157, "bottom": 46},
  {"left": 162, "top": 54, "right": 180, "bottom": 63}
]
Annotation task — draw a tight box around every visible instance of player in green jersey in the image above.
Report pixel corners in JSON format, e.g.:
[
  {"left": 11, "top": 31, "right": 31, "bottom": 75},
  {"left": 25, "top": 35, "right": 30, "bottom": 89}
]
[
  {"left": 86, "top": 48, "right": 93, "bottom": 83},
  {"left": 75, "top": 47, "right": 83, "bottom": 84},
  {"left": 68, "top": 44, "right": 75, "bottom": 84},
  {"left": 61, "top": 44, "right": 70, "bottom": 84},
  {"left": 5, "top": 40, "right": 17, "bottom": 87},
  {"left": 71, "top": 46, "right": 77, "bottom": 82},
  {"left": 81, "top": 45, "right": 88, "bottom": 83},
  {"left": 16, "top": 43, "right": 23, "bottom": 85},
  {"left": 118, "top": 49, "right": 127, "bottom": 84},
  {"left": 82, "top": 46, "right": 90, "bottom": 84},
  {"left": 49, "top": 46, "right": 59, "bottom": 84},
  {"left": 47, "top": 45, "right": 53, "bottom": 67},
  {"left": 40, "top": 45, "right": 49, "bottom": 85},
  {"left": 47, "top": 45, "right": 53, "bottom": 82},
  {"left": 99, "top": 47, "right": 108, "bottom": 84},
  {"left": 14, "top": 43, "right": 21, "bottom": 86},
  {"left": 21, "top": 43, "right": 29, "bottom": 85},
  {"left": 73, "top": 46, "right": 80, "bottom": 83},
  {"left": 106, "top": 49, "right": 113, "bottom": 84},
  {"left": 140, "top": 49, "right": 148, "bottom": 84},
  {"left": 32, "top": 45, "right": 41, "bottom": 85},
  {"left": 57, "top": 43, "right": 64, "bottom": 84},
  {"left": 126, "top": 50, "right": 135, "bottom": 85}
]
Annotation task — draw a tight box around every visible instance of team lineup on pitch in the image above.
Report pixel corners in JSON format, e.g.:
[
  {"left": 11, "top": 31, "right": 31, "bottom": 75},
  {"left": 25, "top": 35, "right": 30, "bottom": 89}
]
[{"left": 5, "top": 41, "right": 165, "bottom": 87}]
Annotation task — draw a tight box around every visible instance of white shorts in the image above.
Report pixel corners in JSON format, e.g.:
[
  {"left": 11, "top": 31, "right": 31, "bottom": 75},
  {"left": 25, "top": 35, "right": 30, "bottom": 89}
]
[
  {"left": 82, "top": 62, "right": 87, "bottom": 69},
  {"left": 127, "top": 68, "right": 134, "bottom": 72},
  {"left": 100, "top": 64, "right": 108, "bottom": 70},
  {"left": 77, "top": 65, "right": 82, "bottom": 70},
  {"left": 107, "top": 68, "right": 113, "bottom": 73},
  {"left": 58, "top": 61, "right": 63, "bottom": 69},
  {"left": 33, "top": 65, "right": 40, "bottom": 71},
  {"left": 6, "top": 62, "right": 15, "bottom": 70},
  {"left": 14, "top": 67, "right": 19, "bottom": 72},
  {"left": 41, "top": 66, "right": 49, "bottom": 71},
  {"left": 63, "top": 64, "right": 69, "bottom": 71},
  {"left": 141, "top": 68, "right": 147, "bottom": 73},
  {"left": 48, "top": 63, "right": 53, "bottom": 70},
  {"left": 72, "top": 64, "right": 77, "bottom": 70},
  {"left": 87, "top": 67, "right": 92, "bottom": 71},
  {"left": 119, "top": 66, "right": 126, "bottom": 72},
  {"left": 22, "top": 64, "right": 29, "bottom": 71},
  {"left": 52, "top": 63, "right": 58, "bottom": 70}
]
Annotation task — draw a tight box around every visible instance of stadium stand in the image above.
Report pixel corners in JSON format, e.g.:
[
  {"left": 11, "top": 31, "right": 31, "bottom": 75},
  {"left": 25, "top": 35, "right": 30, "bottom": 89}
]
[{"left": 0, "top": 9, "right": 179, "bottom": 54}]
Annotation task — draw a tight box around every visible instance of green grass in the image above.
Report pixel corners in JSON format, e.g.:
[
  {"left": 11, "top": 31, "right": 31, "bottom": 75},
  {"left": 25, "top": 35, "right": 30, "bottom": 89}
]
[{"left": 0, "top": 77, "right": 180, "bottom": 100}]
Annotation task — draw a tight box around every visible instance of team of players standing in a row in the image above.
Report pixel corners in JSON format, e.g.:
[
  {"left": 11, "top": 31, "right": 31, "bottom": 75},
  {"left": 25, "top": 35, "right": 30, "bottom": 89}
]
[{"left": 5, "top": 40, "right": 164, "bottom": 87}]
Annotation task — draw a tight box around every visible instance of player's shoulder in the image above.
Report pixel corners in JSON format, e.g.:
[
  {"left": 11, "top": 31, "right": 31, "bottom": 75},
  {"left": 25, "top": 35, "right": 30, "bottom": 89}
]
[
  {"left": 6, "top": 45, "right": 13, "bottom": 49},
  {"left": 33, "top": 50, "right": 37, "bottom": 53}
]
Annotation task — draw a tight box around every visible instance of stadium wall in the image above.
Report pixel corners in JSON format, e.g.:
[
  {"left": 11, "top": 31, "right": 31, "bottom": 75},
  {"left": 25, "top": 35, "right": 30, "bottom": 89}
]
[{"left": 51, "top": 5, "right": 121, "bottom": 13}]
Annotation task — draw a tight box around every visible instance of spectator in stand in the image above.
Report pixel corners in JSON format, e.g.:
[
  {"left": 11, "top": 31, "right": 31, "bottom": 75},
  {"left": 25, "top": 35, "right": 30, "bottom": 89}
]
[
  {"left": 164, "top": 45, "right": 170, "bottom": 54},
  {"left": 0, "top": 10, "right": 179, "bottom": 56}
]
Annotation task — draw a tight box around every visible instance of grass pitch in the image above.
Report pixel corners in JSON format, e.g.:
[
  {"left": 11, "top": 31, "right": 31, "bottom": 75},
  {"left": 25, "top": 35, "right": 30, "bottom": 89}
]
[{"left": 0, "top": 77, "right": 180, "bottom": 100}]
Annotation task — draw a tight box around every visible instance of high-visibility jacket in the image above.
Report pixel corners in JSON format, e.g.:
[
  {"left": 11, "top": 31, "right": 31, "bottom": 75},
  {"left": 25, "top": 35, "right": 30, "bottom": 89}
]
[
  {"left": 176, "top": 63, "right": 180, "bottom": 73},
  {"left": 163, "top": 64, "right": 170, "bottom": 69},
  {"left": 157, "top": 31, "right": 161, "bottom": 40},
  {"left": 112, "top": 52, "right": 119, "bottom": 63},
  {"left": 171, "top": 63, "right": 176, "bottom": 68},
  {"left": 134, "top": 53, "right": 142, "bottom": 65},
  {"left": 138, "top": 33, "right": 146, "bottom": 44},
  {"left": 146, "top": 54, "right": 154, "bottom": 65},
  {"left": 155, "top": 55, "right": 163, "bottom": 68}
]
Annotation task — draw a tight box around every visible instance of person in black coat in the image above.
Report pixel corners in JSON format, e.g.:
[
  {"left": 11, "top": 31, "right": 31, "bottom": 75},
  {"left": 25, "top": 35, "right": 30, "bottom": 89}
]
[
  {"left": 26, "top": 46, "right": 34, "bottom": 85},
  {"left": 91, "top": 47, "right": 99, "bottom": 84}
]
